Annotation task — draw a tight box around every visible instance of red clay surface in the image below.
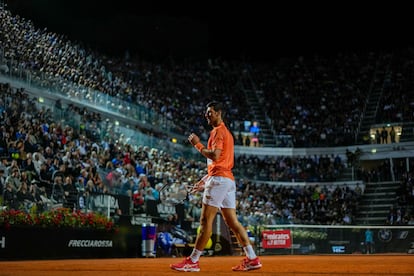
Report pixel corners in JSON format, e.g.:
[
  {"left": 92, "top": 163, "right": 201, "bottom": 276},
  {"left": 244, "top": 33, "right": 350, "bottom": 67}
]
[{"left": 0, "top": 255, "right": 413, "bottom": 276}]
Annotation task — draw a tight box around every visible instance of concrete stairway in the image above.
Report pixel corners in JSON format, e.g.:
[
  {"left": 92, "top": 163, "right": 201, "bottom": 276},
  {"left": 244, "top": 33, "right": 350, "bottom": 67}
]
[
  {"left": 243, "top": 88, "right": 277, "bottom": 147},
  {"left": 354, "top": 181, "right": 399, "bottom": 225},
  {"left": 357, "top": 54, "right": 392, "bottom": 144}
]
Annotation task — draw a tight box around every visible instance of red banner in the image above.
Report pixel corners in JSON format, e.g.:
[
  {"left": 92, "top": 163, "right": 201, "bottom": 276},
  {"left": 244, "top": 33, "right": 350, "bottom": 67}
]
[{"left": 262, "top": 229, "right": 291, "bottom": 249}]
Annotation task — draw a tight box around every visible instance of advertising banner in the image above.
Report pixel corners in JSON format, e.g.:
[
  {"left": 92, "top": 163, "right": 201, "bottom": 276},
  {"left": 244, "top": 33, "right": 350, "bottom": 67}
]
[
  {"left": 260, "top": 226, "right": 414, "bottom": 255},
  {"left": 262, "top": 229, "right": 291, "bottom": 249}
]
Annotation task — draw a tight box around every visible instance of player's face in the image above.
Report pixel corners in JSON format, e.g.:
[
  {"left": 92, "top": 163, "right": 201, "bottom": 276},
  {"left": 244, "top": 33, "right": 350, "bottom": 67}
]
[{"left": 205, "top": 107, "right": 220, "bottom": 126}]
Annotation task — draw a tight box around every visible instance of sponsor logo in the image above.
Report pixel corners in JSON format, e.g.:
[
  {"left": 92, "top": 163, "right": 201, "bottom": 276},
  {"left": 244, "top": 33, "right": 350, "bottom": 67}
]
[
  {"left": 397, "top": 231, "right": 408, "bottom": 240},
  {"left": 262, "top": 230, "right": 291, "bottom": 249},
  {"left": 408, "top": 242, "right": 414, "bottom": 254},
  {"left": 131, "top": 216, "right": 152, "bottom": 226},
  {"left": 0, "top": 236, "right": 5, "bottom": 249},
  {"left": 263, "top": 233, "right": 290, "bottom": 246},
  {"left": 263, "top": 233, "right": 290, "bottom": 240},
  {"left": 68, "top": 240, "right": 113, "bottom": 248},
  {"left": 332, "top": 245, "right": 346, "bottom": 253},
  {"left": 378, "top": 229, "right": 392, "bottom": 242}
]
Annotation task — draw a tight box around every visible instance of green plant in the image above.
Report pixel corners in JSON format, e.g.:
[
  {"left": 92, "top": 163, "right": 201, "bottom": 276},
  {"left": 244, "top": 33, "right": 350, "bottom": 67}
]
[
  {"left": 0, "top": 208, "right": 117, "bottom": 232},
  {"left": 291, "top": 229, "right": 328, "bottom": 240}
]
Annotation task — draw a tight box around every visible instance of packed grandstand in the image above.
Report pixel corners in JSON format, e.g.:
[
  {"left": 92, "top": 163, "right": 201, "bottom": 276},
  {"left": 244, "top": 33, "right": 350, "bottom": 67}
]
[{"left": 0, "top": 3, "right": 413, "bottom": 249}]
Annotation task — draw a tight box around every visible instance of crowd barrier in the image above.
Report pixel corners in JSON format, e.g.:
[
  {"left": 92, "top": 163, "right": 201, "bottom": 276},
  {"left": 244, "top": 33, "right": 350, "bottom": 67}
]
[
  {"left": 2, "top": 219, "right": 414, "bottom": 260},
  {"left": 258, "top": 224, "right": 414, "bottom": 255},
  {"left": 0, "top": 222, "right": 140, "bottom": 260}
]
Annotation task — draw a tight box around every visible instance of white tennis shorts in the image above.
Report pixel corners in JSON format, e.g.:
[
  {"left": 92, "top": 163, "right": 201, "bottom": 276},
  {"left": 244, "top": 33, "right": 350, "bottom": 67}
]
[{"left": 202, "top": 176, "right": 236, "bottom": 209}]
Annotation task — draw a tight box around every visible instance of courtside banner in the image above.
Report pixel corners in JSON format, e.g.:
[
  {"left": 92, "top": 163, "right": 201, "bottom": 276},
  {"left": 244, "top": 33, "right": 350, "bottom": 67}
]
[{"left": 262, "top": 229, "right": 291, "bottom": 249}]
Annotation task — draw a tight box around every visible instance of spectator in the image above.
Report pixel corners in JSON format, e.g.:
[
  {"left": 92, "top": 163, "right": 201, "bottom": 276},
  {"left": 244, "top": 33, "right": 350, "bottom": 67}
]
[
  {"left": 51, "top": 176, "right": 65, "bottom": 204},
  {"left": 3, "top": 181, "right": 18, "bottom": 209},
  {"left": 365, "top": 228, "right": 374, "bottom": 254},
  {"left": 21, "top": 153, "right": 37, "bottom": 182},
  {"left": 30, "top": 181, "right": 46, "bottom": 213},
  {"left": 0, "top": 169, "right": 5, "bottom": 199},
  {"left": 249, "top": 121, "right": 260, "bottom": 147},
  {"left": 390, "top": 126, "right": 396, "bottom": 143},
  {"left": 381, "top": 127, "right": 388, "bottom": 144},
  {"left": 63, "top": 176, "right": 79, "bottom": 210},
  {"left": 5, "top": 168, "right": 21, "bottom": 191},
  {"left": 16, "top": 181, "right": 34, "bottom": 212},
  {"left": 144, "top": 185, "right": 160, "bottom": 218},
  {"left": 375, "top": 129, "right": 381, "bottom": 144}
]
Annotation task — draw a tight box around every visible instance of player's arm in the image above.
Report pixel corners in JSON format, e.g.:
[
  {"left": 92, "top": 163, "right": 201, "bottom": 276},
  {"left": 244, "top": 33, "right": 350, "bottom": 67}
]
[
  {"left": 190, "top": 174, "right": 208, "bottom": 194},
  {"left": 188, "top": 132, "right": 221, "bottom": 161},
  {"left": 199, "top": 147, "right": 221, "bottom": 161}
]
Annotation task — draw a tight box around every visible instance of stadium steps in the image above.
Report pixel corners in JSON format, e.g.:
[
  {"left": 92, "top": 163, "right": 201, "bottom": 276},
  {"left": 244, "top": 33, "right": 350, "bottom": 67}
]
[
  {"left": 355, "top": 181, "right": 399, "bottom": 225},
  {"left": 357, "top": 54, "right": 391, "bottom": 143},
  {"left": 243, "top": 88, "right": 277, "bottom": 147},
  {"left": 358, "top": 209, "right": 393, "bottom": 215},
  {"left": 336, "top": 167, "right": 354, "bottom": 181},
  {"left": 356, "top": 217, "right": 391, "bottom": 224},
  {"left": 362, "top": 192, "right": 397, "bottom": 198},
  {"left": 361, "top": 181, "right": 399, "bottom": 195},
  {"left": 357, "top": 87, "right": 383, "bottom": 143},
  {"left": 400, "top": 122, "right": 414, "bottom": 142},
  {"left": 359, "top": 200, "right": 396, "bottom": 207}
]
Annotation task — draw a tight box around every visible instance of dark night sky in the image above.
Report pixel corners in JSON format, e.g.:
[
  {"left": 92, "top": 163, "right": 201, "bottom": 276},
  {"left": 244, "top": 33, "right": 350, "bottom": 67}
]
[{"left": 5, "top": 1, "right": 414, "bottom": 62}]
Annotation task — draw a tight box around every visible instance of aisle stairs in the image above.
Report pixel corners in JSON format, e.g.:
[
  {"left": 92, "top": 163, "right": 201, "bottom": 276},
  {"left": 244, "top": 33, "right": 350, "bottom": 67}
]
[{"left": 354, "top": 181, "right": 399, "bottom": 225}]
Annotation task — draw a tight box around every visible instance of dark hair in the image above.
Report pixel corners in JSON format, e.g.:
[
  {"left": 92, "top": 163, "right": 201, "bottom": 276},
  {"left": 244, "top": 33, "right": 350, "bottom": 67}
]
[{"left": 206, "top": 101, "right": 225, "bottom": 116}]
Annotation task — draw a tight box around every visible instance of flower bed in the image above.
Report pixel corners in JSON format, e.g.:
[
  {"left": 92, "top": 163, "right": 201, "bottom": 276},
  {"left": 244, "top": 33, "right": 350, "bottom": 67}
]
[{"left": 0, "top": 208, "right": 117, "bottom": 232}]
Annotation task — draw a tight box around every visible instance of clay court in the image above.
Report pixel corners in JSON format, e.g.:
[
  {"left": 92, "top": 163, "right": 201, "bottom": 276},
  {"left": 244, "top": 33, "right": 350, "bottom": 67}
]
[{"left": 1, "top": 255, "right": 413, "bottom": 276}]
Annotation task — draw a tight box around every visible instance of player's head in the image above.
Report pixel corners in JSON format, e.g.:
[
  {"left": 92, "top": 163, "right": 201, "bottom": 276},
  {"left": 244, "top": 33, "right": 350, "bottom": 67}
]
[{"left": 205, "top": 101, "right": 224, "bottom": 126}]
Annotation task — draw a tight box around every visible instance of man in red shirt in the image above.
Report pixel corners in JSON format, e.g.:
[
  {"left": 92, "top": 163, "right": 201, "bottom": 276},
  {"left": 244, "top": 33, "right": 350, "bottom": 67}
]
[{"left": 170, "top": 101, "right": 262, "bottom": 272}]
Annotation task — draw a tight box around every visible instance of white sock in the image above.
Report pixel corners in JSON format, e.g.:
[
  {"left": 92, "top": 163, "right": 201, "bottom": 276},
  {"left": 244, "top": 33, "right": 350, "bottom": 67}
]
[
  {"left": 189, "top": 248, "right": 203, "bottom": 263},
  {"left": 243, "top": 245, "right": 257, "bottom": 259}
]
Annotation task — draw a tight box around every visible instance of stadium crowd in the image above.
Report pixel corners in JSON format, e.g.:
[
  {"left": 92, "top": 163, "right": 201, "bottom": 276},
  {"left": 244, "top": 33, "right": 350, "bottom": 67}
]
[
  {"left": 2, "top": 6, "right": 414, "bottom": 148},
  {"left": 0, "top": 82, "right": 413, "bottom": 228},
  {"left": 0, "top": 5, "right": 413, "bottom": 231}
]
